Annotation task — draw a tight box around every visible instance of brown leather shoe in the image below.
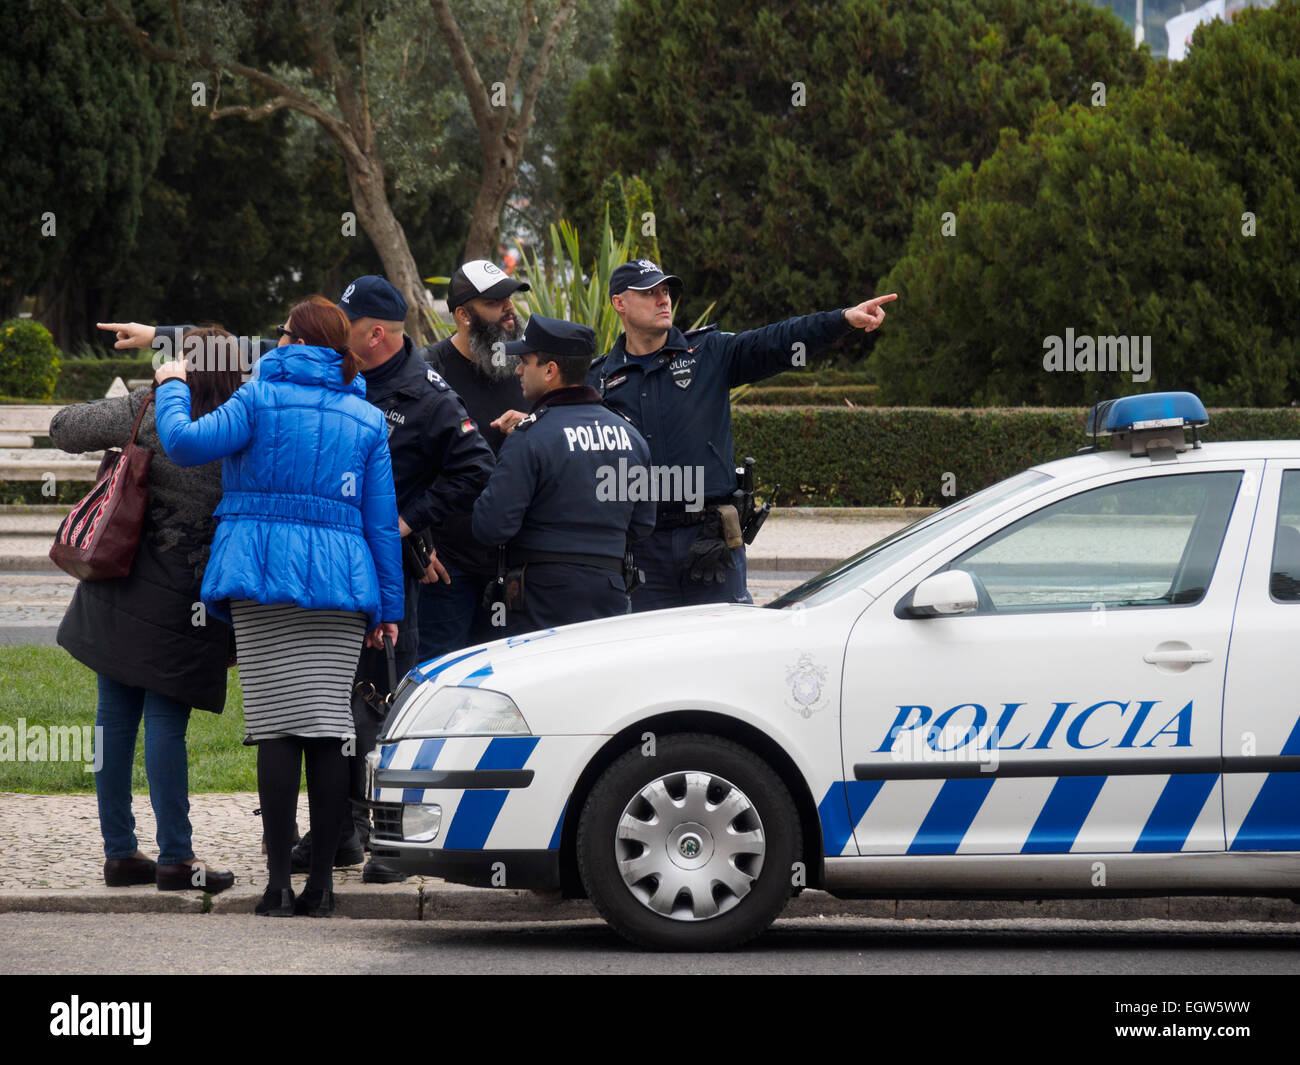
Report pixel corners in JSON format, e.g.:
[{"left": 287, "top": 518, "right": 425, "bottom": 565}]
[
  {"left": 155, "top": 861, "right": 235, "bottom": 894},
  {"left": 104, "top": 856, "right": 157, "bottom": 887}
]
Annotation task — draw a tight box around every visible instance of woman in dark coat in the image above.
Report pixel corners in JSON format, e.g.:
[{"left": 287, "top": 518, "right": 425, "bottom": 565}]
[{"left": 51, "top": 327, "right": 243, "bottom": 893}]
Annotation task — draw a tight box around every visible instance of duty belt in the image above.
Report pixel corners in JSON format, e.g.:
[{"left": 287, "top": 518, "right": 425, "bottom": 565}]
[
  {"left": 506, "top": 548, "right": 624, "bottom": 574},
  {"left": 654, "top": 499, "right": 730, "bottom": 531}
]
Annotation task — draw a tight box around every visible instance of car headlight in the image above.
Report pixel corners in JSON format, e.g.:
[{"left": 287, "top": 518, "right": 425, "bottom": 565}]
[{"left": 390, "top": 685, "right": 529, "bottom": 738}]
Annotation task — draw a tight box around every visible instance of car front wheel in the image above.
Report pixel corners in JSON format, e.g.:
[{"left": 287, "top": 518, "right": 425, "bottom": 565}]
[{"left": 576, "top": 733, "right": 801, "bottom": 951}]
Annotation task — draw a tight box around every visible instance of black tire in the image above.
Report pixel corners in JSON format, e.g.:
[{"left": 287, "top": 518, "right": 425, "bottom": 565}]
[{"left": 576, "top": 732, "right": 801, "bottom": 951}]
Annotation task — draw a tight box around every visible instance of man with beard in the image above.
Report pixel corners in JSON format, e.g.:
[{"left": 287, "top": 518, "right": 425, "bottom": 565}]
[{"left": 417, "top": 260, "right": 530, "bottom": 661}]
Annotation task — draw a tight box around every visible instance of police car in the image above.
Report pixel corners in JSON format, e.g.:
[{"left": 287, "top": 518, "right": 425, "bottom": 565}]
[{"left": 366, "top": 392, "right": 1300, "bottom": 950}]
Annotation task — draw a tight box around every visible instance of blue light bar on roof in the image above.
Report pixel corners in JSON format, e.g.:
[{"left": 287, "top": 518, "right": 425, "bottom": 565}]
[{"left": 1085, "top": 392, "right": 1209, "bottom": 437}]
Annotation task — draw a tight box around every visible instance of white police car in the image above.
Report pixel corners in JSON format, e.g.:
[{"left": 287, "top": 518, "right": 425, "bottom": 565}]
[{"left": 367, "top": 392, "right": 1300, "bottom": 950}]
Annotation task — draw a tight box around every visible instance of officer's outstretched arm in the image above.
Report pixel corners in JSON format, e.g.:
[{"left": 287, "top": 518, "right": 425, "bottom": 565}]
[
  {"left": 400, "top": 397, "right": 495, "bottom": 535},
  {"left": 722, "top": 310, "right": 857, "bottom": 388},
  {"left": 99, "top": 322, "right": 272, "bottom": 365},
  {"left": 471, "top": 435, "right": 537, "bottom": 547}
]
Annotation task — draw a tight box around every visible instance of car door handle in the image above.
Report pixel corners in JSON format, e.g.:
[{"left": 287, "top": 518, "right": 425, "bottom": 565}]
[{"left": 1143, "top": 649, "right": 1213, "bottom": 665}]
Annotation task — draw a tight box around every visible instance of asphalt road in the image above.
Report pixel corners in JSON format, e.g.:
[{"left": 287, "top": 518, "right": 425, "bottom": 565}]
[{"left": 3, "top": 913, "right": 1299, "bottom": 975}]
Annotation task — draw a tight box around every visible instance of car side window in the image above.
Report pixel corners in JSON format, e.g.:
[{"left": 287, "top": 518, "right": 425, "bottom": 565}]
[
  {"left": 1270, "top": 471, "right": 1300, "bottom": 602},
  {"left": 948, "top": 471, "right": 1242, "bottom": 613}
]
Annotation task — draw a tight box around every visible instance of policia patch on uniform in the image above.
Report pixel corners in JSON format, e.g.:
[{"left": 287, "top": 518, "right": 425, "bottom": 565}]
[{"left": 670, "top": 362, "right": 694, "bottom": 390}]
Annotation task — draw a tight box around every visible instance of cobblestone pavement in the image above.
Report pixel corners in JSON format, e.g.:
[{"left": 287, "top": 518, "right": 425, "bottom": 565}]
[{"left": 0, "top": 790, "right": 395, "bottom": 892}]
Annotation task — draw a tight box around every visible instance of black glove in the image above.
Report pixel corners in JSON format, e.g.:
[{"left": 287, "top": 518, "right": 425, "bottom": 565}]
[{"left": 687, "top": 525, "right": 736, "bottom": 585}]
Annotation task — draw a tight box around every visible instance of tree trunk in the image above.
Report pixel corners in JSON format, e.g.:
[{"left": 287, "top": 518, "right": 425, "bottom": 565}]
[
  {"left": 463, "top": 145, "right": 519, "bottom": 262},
  {"left": 341, "top": 151, "right": 433, "bottom": 344}
]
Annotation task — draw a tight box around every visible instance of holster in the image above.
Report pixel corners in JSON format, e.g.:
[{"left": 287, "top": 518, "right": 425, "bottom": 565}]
[{"left": 402, "top": 527, "right": 435, "bottom": 580}]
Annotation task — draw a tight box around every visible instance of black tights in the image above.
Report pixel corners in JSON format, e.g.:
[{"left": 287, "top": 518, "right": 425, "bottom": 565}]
[{"left": 258, "top": 736, "right": 349, "bottom": 892}]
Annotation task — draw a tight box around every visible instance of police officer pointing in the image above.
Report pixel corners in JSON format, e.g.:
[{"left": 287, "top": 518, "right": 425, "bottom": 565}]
[
  {"left": 472, "top": 315, "right": 655, "bottom": 634},
  {"left": 588, "top": 260, "right": 896, "bottom": 611}
]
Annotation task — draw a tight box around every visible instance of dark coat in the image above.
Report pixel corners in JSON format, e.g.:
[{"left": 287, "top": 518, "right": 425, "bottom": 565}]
[{"left": 50, "top": 387, "right": 231, "bottom": 713}]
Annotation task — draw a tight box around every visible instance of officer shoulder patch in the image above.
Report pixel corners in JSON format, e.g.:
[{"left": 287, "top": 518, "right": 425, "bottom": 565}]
[
  {"left": 514, "top": 407, "right": 545, "bottom": 432},
  {"left": 682, "top": 323, "right": 719, "bottom": 341},
  {"left": 425, "top": 367, "right": 450, "bottom": 392}
]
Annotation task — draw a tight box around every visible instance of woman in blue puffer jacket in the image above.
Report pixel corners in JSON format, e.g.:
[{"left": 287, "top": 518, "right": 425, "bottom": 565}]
[{"left": 153, "top": 295, "right": 403, "bottom": 918}]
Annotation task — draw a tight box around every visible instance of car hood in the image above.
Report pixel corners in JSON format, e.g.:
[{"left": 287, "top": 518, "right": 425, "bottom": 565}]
[{"left": 412, "top": 603, "right": 794, "bottom": 682}]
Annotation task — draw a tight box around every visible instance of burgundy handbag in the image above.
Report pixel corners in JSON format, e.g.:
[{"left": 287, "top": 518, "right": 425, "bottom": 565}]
[{"left": 49, "top": 393, "right": 153, "bottom": 581}]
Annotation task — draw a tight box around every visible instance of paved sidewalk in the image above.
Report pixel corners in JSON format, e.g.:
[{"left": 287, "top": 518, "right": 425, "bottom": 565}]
[{"left": 1, "top": 791, "right": 1297, "bottom": 923}]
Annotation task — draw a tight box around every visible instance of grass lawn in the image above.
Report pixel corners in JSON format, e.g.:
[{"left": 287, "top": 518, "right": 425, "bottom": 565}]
[{"left": 0, "top": 646, "right": 257, "bottom": 793}]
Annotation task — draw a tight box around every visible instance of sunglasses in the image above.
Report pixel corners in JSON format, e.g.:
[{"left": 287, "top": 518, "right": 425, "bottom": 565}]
[{"left": 275, "top": 326, "right": 297, "bottom": 340}]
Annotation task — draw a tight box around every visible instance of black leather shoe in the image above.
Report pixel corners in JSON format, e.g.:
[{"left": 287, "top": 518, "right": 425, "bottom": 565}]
[
  {"left": 362, "top": 858, "right": 408, "bottom": 884},
  {"left": 103, "top": 856, "right": 156, "bottom": 887},
  {"left": 156, "top": 861, "right": 235, "bottom": 894},
  {"left": 293, "top": 886, "right": 335, "bottom": 917},
  {"left": 292, "top": 827, "right": 364, "bottom": 872},
  {"left": 255, "top": 887, "right": 295, "bottom": 917}
]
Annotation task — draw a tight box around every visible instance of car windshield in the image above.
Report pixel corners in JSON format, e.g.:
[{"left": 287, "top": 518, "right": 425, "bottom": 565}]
[{"left": 767, "top": 469, "right": 1053, "bottom": 608}]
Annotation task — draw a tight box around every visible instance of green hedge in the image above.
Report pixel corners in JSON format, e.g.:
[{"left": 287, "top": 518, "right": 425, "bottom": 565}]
[
  {"left": 54, "top": 357, "right": 155, "bottom": 401},
  {"left": 734, "top": 385, "right": 879, "bottom": 406},
  {"left": 731, "top": 407, "right": 1300, "bottom": 507},
  {"left": 760, "top": 370, "right": 876, "bottom": 388}
]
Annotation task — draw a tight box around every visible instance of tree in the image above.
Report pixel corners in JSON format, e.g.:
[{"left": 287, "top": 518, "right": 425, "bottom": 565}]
[
  {"left": 428, "top": 0, "right": 579, "bottom": 259},
  {"left": 0, "top": 0, "right": 175, "bottom": 344},
  {"left": 868, "top": 105, "right": 1271, "bottom": 405},
  {"left": 869, "top": 0, "right": 1300, "bottom": 406},
  {"left": 68, "top": 0, "right": 447, "bottom": 338},
  {"left": 558, "top": 0, "right": 1149, "bottom": 333}
]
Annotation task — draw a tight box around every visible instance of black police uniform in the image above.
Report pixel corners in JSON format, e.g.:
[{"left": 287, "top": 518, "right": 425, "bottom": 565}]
[
  {"left": 589, "top": 310, "right": 852, "bottom": 610},
  {"left": 472, "top": 317, "right": 656, "bottom": 634}
]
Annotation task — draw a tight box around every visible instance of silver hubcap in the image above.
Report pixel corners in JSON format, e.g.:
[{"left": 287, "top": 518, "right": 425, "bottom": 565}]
[{"left": 615, "top": 770, "right": 766, "bottom": 921}]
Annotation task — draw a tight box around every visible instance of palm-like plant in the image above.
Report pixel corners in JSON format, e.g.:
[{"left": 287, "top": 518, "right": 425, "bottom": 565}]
[{"left": 423, "top": 211, "right": 712, "bottom": 352}]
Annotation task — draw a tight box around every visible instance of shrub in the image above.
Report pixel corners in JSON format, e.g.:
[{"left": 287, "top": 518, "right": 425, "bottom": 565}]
[
  {"left": 0, "top": 319, "right": 61, "bottom": 400},
  {"left": 731, "top": 406, "right": 1300, "bottom": 507}
]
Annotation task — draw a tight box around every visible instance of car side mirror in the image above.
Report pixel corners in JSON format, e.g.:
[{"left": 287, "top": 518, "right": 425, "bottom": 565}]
[{"left": 897, "top": 570, "right": 979, "bottom": 618}]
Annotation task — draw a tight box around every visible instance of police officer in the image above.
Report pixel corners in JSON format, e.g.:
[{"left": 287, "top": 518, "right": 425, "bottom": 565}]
[
  {"left": 472, "top": 315, "right": 655, "bottom": 634},
  {"left": 588, "top": 260, "right": 896, "bottom": 611}
]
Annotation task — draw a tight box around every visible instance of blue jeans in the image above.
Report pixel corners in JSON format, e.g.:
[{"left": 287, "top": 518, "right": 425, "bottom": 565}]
[{"left": 93, "top": 674, "right": 194, "bottom": 865}]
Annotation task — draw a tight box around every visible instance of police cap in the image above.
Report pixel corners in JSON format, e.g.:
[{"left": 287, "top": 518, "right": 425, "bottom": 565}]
[
  {"left": 609, "top": 259, "right": 683, "bottom": 300},
  {"left": 504, "top": 315, "right": 596, "bottom": 359},
  {"left": 339, "top": 276, "right": 408, "bottom": 322}
]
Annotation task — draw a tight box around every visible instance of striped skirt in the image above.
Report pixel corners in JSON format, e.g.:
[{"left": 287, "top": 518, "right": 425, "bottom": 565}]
[{"left": 230, "top": 600, "right": 367, "bottom": 744}]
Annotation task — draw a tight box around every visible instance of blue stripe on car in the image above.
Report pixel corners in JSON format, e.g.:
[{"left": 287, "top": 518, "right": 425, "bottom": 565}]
[
  {"left": 1231, "top": 714, "right": 1300, "bottom": 850},
  {"left": 476, "top": 736, "right": 539, "bottom": 770},
  {"left": 443, "top": 791, "right": 510, "bottom": 849},
  {"left": 548, "top": 801, "right": 567, "bottom": 850},
  {"left": 908, "top": 778, "right": 996, "bottom": 855},
  {"left": 817, "top": 783, "right": 855, "bottom": 857},
  {"left": 1133, "top": 773, "right": 1219, "bottom": 852},
  {"left": 460, "top": 663, "right": 494, "bottom": 688},
  {"left": 1021, "top": 776, "right": 1106, "bottom": 853}
]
